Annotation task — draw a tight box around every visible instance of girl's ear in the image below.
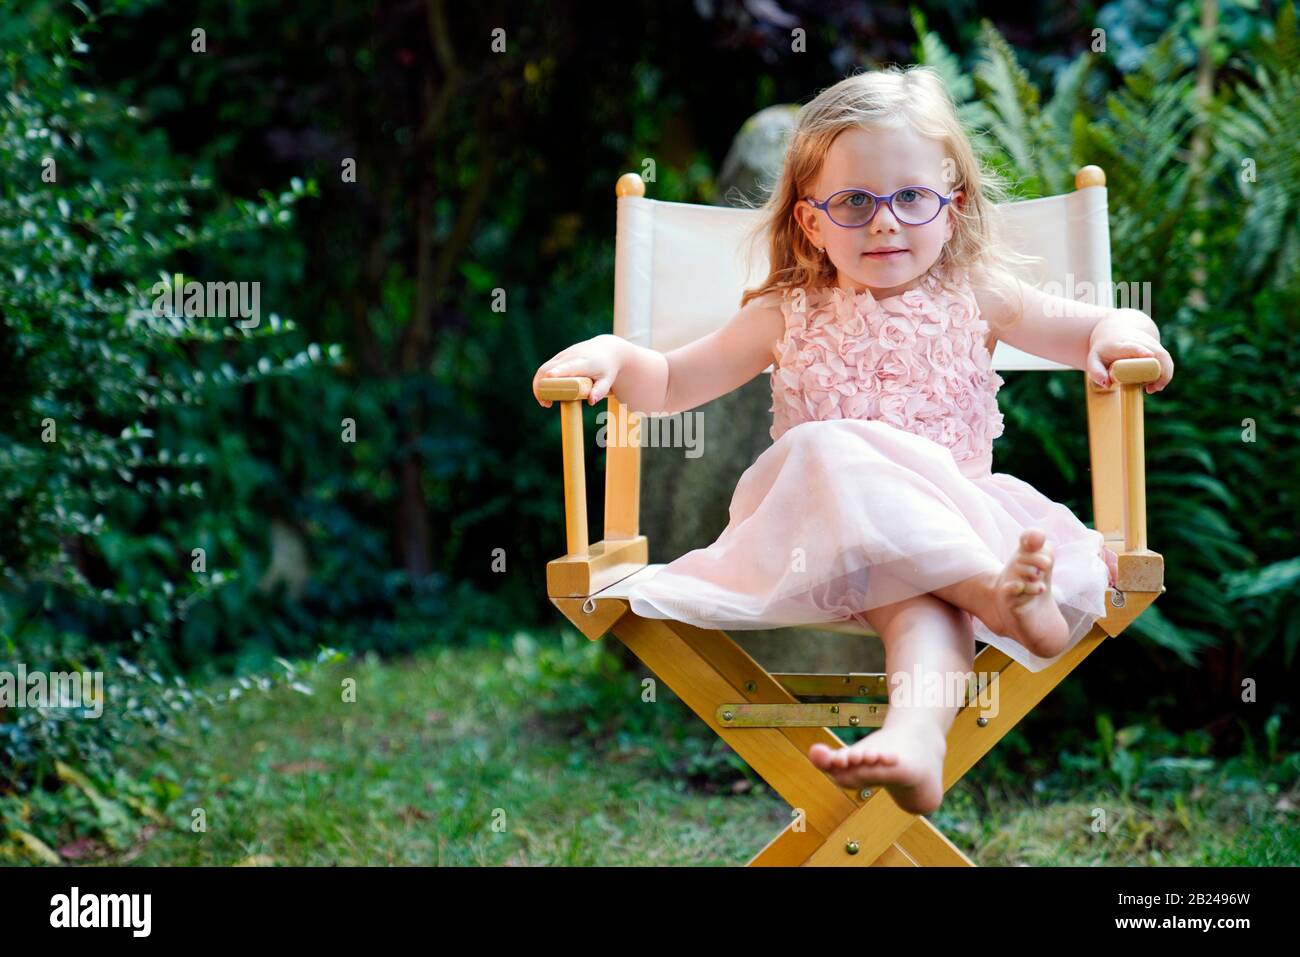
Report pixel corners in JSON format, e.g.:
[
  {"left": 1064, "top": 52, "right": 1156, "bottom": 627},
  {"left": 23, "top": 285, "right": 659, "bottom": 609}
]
[
  {"left": 793, "top": 200, "right": 821, "bottom": 250},
  {"left": 944, "top": 189, "right": 964, "bottom": 242}
]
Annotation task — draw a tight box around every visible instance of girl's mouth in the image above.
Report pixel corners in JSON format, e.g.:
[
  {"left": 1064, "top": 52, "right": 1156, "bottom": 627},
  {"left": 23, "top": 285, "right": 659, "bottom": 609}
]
[{"left": 864, "top": 249, "right": 906, "bottom": 259}]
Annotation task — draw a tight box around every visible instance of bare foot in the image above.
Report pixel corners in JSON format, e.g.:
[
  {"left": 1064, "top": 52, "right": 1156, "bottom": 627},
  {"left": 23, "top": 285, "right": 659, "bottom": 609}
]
[
  {"left": 982, "top": 528, "right": 1070, "bottom": 658},
  {"left": 808, "top": 724, "right": 947, "bottom": 815}
]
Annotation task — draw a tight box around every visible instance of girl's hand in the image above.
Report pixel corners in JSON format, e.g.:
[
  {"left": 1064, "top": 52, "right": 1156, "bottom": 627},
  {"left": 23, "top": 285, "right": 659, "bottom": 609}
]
[
  {"left": 1086, "top": 329, "right": 1174, "bottom": 394},
  {"left": 532, "top": 334, "right": 624, "bottom": 408}
]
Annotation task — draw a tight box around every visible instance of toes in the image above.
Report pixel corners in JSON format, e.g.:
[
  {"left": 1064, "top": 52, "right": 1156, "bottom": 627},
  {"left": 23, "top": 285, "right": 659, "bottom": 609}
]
[
  {"left": 1019, "top": 550, "right": 1053, "bottom": 572},
  {"left": 1019, "top": 528, "right": 1047, "bottom": 553},
  {"left": 1012, "top": 560, "right": 1045, "bottom": 581},
  {"left": 1006, "top": 577, "right": 1046, "bottom": 600}
]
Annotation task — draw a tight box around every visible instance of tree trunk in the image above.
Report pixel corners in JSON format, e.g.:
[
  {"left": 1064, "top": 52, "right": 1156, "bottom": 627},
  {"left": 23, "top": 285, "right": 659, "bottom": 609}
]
[{"left": 397, "top": 454, "right": 433, "bottom": 580}]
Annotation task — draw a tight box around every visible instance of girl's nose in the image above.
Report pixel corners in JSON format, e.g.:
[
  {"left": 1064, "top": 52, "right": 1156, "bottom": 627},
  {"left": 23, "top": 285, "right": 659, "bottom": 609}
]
[{"left": 870, "top": 202, "right": 902, "bottom": 231}]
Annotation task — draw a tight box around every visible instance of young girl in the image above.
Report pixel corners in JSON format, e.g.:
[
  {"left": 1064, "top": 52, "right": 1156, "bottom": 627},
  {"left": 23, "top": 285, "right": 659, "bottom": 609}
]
[{"left": 531, "top": 66, "right": 1173, "bottom": 816}]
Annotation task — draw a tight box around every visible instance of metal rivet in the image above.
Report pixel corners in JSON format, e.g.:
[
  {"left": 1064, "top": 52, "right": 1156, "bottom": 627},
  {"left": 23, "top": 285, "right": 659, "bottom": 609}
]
[
  {"left": 845, "top": 840, "right": 860, "bottom": 855},
  {"left": 722, "top": 710, "right": 733, "bottom": 721},
  {"left": 859, "top": 788, "right": 873, "bottom": 800},
  {"left": 849, "top": 715, "right": 860, "bottom": 726},
  {"left": 977, "top": 716, "right": 989, "bottom": 727},
  {"left": 830, "top": 704, "right": 840, "bottom": 714},
  {"left": 858, "top": 685, "right": 869, "bottom": 696},
  {"left": 581, "top": 597, "right": 597, "bottom": 614}
]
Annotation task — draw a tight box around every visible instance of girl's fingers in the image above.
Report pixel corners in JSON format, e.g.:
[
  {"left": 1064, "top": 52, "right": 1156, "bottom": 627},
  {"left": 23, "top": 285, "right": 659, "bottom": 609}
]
[
  {"left": 590, "top": 375, "right": 613, "bottom": 404},
  {"left": 1113, "top": 341, "right": 1154, "bottom": 359},
  {"left": 1155, "top": 349, "right": 1174, "bottom": 390},
  {"left": 546, "top": 357, "right": 595, "bottom": 378},
  {"left": 1087, "top": 352, "right": 1110, "bottom": 388}
]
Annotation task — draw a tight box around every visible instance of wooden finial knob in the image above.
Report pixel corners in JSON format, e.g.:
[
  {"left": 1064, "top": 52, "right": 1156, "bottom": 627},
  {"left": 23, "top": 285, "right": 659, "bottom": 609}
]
[
  {"left": 615, "top": 172, "right": 646, "bottom": 198},
  {"left": 1075, "top": 165, "right": 1106, "bottom": 190}
]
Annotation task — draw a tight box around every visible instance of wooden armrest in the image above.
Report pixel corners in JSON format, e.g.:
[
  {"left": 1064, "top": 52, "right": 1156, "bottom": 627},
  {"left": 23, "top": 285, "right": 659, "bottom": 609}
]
[
  {"left": 541, "top": 376, "right": 596, "bottom": 556},
  {"left": 537, "top": 375, "right": 593, "bottom": 401},
  {"left": 541, "top": 375, "right": 646, "bottom": 595},
  {"left": 1087, "top": 356, "right": 1162, "bottom": 556},
  {"left": 1109, "top": 357, "right": 1161, "bottom": 385}
]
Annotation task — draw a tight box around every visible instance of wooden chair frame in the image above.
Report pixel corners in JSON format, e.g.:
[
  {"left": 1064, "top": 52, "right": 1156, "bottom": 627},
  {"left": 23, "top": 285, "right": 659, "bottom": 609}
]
[{"left": 537, "top": 166, "right": 1164, "bottom": 866}]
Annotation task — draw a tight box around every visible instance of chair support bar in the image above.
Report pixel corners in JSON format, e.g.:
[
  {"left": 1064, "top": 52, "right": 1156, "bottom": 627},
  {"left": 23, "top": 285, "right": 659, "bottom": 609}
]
[
  {"left": 559, "top": 401, "right": 588, "bottom": 556},
  {"left": 1109, "top": 357, "right": 1161, "bottom": 552},
  {"left": 723, "top": 670, "right": 998, "bottom": 729},
  {"left": 544, "top": 376, "right": 594, "bottom": 557}
]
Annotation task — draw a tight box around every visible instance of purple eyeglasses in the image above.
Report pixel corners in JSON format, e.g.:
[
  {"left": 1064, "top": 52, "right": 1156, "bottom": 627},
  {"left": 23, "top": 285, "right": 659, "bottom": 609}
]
[{"left": 804, "top": 185, "right": 953, "bottom": 228}]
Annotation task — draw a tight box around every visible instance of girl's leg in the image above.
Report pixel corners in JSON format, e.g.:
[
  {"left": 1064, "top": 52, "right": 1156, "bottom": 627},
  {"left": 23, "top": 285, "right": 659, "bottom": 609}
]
[{"left": 808, "top": 592, "right": 974, "bottom": 815}]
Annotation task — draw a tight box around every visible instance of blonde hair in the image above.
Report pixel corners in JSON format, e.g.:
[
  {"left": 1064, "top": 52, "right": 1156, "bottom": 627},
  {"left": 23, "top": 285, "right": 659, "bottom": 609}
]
[{"left": 737, "top": 65, "right": 1034, "bottom": 324}]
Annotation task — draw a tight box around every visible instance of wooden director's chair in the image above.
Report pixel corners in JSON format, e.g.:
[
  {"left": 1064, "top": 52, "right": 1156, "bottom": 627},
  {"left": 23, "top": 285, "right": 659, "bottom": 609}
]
[{"left": 537, "top": 166, "right": 1164, "bottom": 866}]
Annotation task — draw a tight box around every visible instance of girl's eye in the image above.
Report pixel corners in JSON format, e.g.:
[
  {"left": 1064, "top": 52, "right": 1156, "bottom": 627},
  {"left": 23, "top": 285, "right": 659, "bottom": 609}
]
[
  {"left": 845, "top": 192, "right": 869, "bottom": 207},
  {"left": 897, "top": 189, "right": 920, "bottom": 204}
]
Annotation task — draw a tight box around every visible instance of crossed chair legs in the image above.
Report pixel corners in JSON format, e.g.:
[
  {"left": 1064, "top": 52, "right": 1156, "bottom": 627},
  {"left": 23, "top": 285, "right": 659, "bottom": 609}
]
[{"left": 552, "top": 587, "right": 1158, "bottom": 866}]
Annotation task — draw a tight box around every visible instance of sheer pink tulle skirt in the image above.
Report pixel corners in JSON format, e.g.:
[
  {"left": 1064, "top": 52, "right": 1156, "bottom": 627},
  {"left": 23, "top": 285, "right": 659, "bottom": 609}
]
[{"left": 626, "top": 418, "right": 1114, "bottom": 672}]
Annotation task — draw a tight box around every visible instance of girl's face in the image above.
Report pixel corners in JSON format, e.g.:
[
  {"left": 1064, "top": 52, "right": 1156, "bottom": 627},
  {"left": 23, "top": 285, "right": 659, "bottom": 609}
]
[{"left": 794, "top": 124, "right": 963, "bottom": 299}]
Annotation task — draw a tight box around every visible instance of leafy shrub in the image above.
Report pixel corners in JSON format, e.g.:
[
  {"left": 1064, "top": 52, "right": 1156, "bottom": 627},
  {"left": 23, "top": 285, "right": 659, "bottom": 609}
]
[{"left": 0, "top": 4, "right": 336, "bottom": 859}]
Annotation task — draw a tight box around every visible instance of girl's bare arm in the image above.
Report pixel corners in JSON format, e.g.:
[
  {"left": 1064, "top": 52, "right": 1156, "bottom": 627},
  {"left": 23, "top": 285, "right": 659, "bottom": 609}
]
[
  {"left": 602, "top": 293, "right": 786, "bottom": 415},
  {"left": 976, "top": 277, "right": 1174, "bottom": 393}
]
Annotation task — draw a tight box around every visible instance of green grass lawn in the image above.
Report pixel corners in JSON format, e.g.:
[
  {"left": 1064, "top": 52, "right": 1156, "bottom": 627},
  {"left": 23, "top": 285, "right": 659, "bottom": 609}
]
[{"left": 83, "top": 634, "right": 1299, "bottom": 866}]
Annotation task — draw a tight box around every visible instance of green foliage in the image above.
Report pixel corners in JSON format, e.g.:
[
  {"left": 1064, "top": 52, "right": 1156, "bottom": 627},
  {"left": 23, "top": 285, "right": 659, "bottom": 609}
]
[
  {"left": 0, "top": 8, "right": 333, "bottom": 633},
  {"left": 1212, "top": 3, "right": 1300, "bottom": 291},
  {"left": 0, "top": 638, "right": 346, "bottom": 862},
  {"left": 0, "top": 3, "right": 342, "bottom": 859},
  {"left": 1047, "top": 710, "right": 1299, "bottom": 803}
]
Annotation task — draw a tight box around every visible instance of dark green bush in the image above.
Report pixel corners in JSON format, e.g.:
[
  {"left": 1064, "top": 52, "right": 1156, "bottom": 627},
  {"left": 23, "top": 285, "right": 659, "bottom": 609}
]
[{"left": 0, "top": 3, "right": 338, "bottom": 858}]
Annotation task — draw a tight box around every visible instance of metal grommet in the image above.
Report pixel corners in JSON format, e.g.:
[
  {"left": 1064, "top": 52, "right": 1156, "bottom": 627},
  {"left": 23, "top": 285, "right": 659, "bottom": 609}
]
[
  {"left": 1110, "top": 590, "right": 1126, "bottom": 608},
  {"left": 581, "top": 597, "right": 597, "bottom": 614}
]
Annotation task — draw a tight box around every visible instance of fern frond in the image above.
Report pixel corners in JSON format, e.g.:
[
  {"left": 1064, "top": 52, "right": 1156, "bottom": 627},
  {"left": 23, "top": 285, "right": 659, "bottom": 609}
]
[
  {"left": 1213, "top": 63, "right": 1300, "bottom": 290},
  {"left": 973, "top": 20, "right": 1045, "bottom": 191},
  {"left": 911, "top": 9, "right": 974, "bottom": 103}
]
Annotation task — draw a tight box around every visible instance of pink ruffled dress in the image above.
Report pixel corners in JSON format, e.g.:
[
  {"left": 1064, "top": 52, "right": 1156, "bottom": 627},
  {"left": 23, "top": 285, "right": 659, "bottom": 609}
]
[{"left": 626, "top": 261, "right": 1114, "bottom": 672}]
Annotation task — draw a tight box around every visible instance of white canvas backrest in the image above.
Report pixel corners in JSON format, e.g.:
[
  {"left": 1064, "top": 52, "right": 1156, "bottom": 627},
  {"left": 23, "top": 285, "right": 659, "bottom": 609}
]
[{"left": 612, "top": 183, "right": 1113, "bottom": 372}]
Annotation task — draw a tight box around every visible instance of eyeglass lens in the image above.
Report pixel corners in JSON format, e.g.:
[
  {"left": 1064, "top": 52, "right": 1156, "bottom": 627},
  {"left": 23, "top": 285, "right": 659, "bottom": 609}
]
[{"left": 827, "top": 188, "right": 942, "bottom": 226}]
